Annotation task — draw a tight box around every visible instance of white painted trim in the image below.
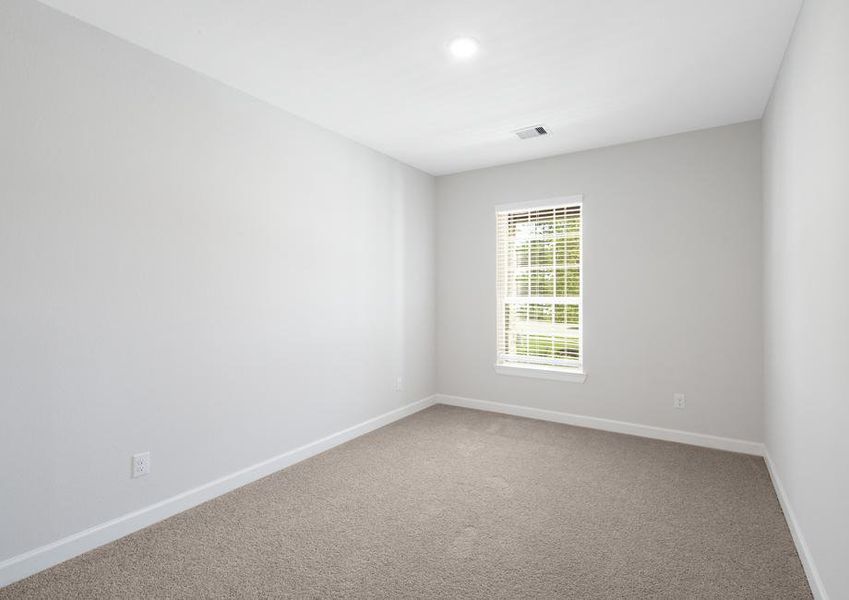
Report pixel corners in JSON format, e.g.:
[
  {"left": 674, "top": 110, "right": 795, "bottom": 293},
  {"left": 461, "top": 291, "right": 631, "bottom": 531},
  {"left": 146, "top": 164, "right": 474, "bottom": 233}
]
[
  {"left": 494, "top": 194, "right": 583, "bottom": 213},
  {"left": 0, "top": 395, "right": 436, "bottom": 589},
  {"left": 5, "top": 394, "right": 822, "bottom": 600},
  {"left": 494, "top": 363, "right": 586, "bottom": 383},
  {"left": 434, "top": 395, "right": 824, "bottom": 597},
  {"left": 435, "top": 394, "right": 764, "bottom": 456},
  {"left": 763, "top": 451, "right": 828, "bottom": 600}
]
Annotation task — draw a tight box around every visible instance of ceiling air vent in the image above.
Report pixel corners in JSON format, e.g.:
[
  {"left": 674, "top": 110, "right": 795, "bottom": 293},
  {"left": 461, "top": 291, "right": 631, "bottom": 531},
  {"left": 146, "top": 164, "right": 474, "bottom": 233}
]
[{"left": 514, "top": 125, "right": 548, "bottom": 140}]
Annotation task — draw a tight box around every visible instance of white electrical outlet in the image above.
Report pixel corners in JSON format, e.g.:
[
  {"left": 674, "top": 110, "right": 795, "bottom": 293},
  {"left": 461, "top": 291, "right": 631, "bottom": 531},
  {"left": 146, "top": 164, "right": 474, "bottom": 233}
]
[
  {"left": 395, "top": 376, "right": 403, "bottom": 392},
  {"left": 132, "top": 452, "right": 151, "bottom": 478},
  {"left": 673, "top": 393, "right": 686, "bottom": 409}
]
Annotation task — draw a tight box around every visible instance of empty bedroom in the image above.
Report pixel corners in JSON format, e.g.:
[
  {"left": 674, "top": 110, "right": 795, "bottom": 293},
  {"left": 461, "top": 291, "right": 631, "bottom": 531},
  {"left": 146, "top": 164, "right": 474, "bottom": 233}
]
[{"left": 1, "top": 0, "right": 846, "bottom": 598}]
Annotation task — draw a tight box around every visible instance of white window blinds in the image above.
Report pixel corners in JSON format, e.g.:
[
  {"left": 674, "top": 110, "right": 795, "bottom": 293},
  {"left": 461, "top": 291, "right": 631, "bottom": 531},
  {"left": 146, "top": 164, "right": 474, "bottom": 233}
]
[{"left": 496, "top": 200, "right": 582, "bottom": 372}]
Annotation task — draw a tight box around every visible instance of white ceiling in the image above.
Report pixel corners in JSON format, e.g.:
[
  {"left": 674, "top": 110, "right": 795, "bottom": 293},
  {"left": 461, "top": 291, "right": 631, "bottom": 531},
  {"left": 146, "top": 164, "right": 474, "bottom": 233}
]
[{"left": 37, "top": 0, "right": 801, "bottom": 175}]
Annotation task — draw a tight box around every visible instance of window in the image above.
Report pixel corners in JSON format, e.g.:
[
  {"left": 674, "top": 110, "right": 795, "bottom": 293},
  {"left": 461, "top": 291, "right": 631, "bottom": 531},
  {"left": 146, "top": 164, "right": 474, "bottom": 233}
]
[{"left": 495, "top": 197, "right": 584, "bottom": 382}]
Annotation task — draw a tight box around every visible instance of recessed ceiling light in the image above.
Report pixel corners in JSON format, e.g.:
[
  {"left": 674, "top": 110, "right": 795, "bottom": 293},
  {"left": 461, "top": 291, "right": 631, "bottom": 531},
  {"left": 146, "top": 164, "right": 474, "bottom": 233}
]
[{"left": 448, "top": 37, "right": 479, "bottom": 60}]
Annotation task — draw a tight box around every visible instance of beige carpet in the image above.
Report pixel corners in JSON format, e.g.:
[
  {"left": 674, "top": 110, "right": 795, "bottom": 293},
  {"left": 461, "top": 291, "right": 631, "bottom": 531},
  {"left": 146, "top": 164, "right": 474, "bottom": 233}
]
[{"left": 1, "top": 405, "right": 811, "bottom": 599}]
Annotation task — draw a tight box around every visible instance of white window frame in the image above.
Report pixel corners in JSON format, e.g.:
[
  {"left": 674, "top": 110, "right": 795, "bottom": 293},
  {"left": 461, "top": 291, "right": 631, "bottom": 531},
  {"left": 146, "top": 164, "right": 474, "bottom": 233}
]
[{"left": 494, "top": 195, "right": 586, "bottom": 384}]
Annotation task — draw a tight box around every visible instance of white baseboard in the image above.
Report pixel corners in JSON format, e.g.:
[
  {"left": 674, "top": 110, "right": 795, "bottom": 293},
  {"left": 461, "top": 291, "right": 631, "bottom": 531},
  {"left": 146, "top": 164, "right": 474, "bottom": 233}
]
[
  {"left": 4, "top": 394, "right": 824, "bottom": 599},
  {"left": 0, "top": 395, "right": 436, "bottom": 589},
  {"left": 763, "top": 452, "right": 828, "bottom": 600},
  {"left": 435, "top": 394, "right": 765, "bottom": 456},
  {"left": 436, "top": 395, "right": 831, "bottom": 596}
]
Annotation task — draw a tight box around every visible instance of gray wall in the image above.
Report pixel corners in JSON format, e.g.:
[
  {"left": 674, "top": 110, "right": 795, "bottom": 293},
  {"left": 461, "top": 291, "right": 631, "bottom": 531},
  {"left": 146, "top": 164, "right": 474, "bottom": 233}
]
[
  {"left": 0, "top": 0, "right": 435, "bottom": 562},
  {"left": 762, "top": 0, "right": 849, "bottom": 596},
  {"left": 436, "top": 122, "right": 764, "bottom": 442},
  {"left": 6, "top": 0, "right": 845, "bottom": 594}
]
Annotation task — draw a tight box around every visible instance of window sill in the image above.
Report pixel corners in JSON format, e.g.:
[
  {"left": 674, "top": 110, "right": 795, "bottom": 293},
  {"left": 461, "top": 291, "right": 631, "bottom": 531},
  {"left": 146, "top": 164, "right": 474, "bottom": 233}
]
[{"left": 494, "top": 363, "right": 586, "bottom": 383}]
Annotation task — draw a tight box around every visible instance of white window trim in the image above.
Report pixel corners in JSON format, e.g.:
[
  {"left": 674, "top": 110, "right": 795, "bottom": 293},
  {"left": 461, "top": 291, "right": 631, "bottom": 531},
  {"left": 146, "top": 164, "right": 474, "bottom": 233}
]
[
  {"left": 494, "top": 362, "right": 587, "bottom": 383},
  {"left": 494, "top": 194, "right": 586, "bottom": 384},
  {"left": 494, "top": 196, "right": 582, "bottom": 213}
]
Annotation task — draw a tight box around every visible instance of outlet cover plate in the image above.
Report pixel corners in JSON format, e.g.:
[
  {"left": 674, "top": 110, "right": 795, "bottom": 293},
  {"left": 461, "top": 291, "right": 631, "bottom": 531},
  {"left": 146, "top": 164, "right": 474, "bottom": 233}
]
[{"left": 132, "top": 452, "right": 151, "bottom": 478}]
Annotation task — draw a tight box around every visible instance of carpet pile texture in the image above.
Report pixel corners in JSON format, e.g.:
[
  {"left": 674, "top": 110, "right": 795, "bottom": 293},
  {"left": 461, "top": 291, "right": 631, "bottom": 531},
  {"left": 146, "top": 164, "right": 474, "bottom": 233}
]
[{"left": 1, "top": 405, "right": 811, "bottom": 599}]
